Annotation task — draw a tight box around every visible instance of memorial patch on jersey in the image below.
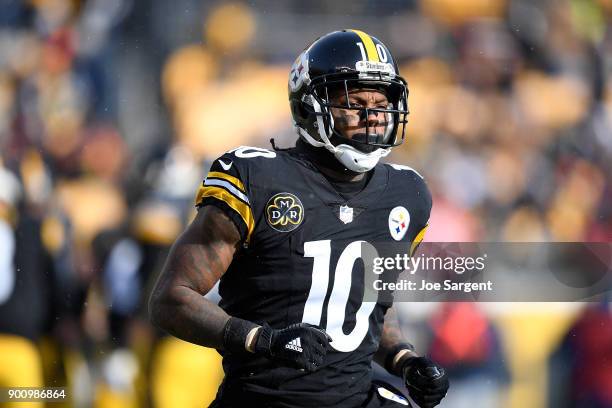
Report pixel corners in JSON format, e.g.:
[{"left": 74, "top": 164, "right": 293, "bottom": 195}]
[
  {"left": 388, "top": 206, "right": 410, "bottom": 241},
  {"left": 266, "top": 192, "right": 304, "bottom": 232}
]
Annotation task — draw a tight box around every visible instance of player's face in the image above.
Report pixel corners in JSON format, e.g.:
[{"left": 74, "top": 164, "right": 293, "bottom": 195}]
[{"left": 329, "top": 88, "right": 390, "bottom": 147}]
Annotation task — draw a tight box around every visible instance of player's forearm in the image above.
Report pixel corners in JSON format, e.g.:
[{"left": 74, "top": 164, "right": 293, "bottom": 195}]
[
  {"left": 149, "top": 283, "right": 230, "bottom": 348},
  {"left": 374, "top": 306, "right": 418, "bottom": 375}
]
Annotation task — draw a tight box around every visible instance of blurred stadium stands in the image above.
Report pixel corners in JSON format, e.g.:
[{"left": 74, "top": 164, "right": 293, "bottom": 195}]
[{"left": 0, "top": 0, "right": 611, "bottom": 407}]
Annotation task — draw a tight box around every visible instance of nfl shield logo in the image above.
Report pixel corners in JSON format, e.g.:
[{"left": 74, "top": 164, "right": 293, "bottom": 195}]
[{"left": 339, "top": 205, "right": 354, "bottom": 224}]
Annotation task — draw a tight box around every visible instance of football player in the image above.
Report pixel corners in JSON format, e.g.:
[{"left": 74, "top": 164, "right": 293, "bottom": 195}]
[{"left": 150, "top": 30, "right": 449, "bottom": 407}]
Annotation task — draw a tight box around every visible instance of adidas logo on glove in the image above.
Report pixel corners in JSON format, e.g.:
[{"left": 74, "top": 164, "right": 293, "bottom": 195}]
[{"left": 285, "top": 337, "right": 303, "bottom": 352}]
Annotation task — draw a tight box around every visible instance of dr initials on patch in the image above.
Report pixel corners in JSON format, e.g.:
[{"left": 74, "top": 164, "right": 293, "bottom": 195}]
[{"left": 266, "top": 192, "right": 304, "bottom": 232}]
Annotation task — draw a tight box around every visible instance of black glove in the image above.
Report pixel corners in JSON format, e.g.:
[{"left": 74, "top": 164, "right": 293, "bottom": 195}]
[
  {"left": 401, "top": 356, "right": 449, "bottom": 408},
  {"left": 253, "top": 323, "right": 331, "bottom": 372}
]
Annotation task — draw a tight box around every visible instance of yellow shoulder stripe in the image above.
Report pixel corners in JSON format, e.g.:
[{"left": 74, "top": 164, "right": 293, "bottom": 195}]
[
  {"left": 410, "top": 225, "right": 428, "bottom": 256},
  {"left": 195, "top": 185, "right": 254, "bottom": 242},
  {"left": 350, "top": 29, "right": 380, "bottom": 62},
  {"left": 207, "top": 171, "right": 246, "bottom": 193}
]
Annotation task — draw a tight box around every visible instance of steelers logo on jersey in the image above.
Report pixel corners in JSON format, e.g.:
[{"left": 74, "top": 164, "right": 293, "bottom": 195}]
[
  {"left": 388, "top": 206, "right": 410, "bottom": 241},
  {"left": 266, "top": 193, "right": 304, "bottom": 232}
]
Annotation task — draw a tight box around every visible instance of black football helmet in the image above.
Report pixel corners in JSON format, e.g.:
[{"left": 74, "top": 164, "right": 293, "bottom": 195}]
[{"left": 288, "top": 29, "right": 409, "bottom": 172}]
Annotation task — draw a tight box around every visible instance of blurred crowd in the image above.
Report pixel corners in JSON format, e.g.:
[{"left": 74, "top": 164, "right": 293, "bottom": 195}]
[{"left": 0, "top": 0, "right": 611, "bottom": 407}]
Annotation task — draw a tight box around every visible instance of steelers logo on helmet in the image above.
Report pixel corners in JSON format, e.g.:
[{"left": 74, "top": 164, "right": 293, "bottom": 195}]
[
  {"left": 288, "top": 50, "right": 310, "bottom": 93},
  {"left": 266, "top": 193, "right": 304, "bottom": 232}
]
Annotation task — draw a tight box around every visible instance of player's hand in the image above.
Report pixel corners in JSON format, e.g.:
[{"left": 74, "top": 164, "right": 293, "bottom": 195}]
[
  {"left": 253, "top": 323, "right": 332, "bottom": 372},
  {"left": 401, "top": 356, "right": 449, "bottom": 408}
]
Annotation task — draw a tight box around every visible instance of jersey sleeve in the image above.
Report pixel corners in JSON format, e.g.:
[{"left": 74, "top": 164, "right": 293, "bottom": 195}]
[
  {"left": 195, "top": 154, "right": 255, "bottom": 244},
  {"left": 409, "top": 177, "right": 432, "bottom": 256},
  {"left": 386, "top": 163, "right": 433, "bottom": 256},
  {"left": 410, "top": 224, "right": 428, "bottom": 256}
]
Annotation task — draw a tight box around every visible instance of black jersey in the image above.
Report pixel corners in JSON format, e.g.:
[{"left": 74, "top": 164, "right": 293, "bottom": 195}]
[{"left": 195, "top": 146, "right": 431, "bottom": 407}]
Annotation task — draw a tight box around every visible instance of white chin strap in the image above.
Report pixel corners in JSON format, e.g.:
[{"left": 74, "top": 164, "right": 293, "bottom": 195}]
[
  {"left": 297, "top": 96, "right": 392, "bottom": 173},
  {"left": 297, "top": 126, "right": 390, "bottom": 172}
]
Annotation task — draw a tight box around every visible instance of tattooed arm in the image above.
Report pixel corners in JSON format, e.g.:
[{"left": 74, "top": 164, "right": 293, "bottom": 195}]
[
  {"left": 374, "top": 305, "right": 419, "bottom": 375},
  {"left": 149, "top": 205, "right": 240, "bottom": 348},
  {"left": 149, "top": 205, "right": 332, "bottom": 370}
]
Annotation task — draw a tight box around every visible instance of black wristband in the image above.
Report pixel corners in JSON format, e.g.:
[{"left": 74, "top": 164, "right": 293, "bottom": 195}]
[
  {"left": 384, "top": 342, "right": 416, "bottom": 374},
  {"left": 253, "top": 324, "right": 274, "bottom": 356},
  {"left": 223, "top": 317, "right": 259, "bottom": 353}
]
